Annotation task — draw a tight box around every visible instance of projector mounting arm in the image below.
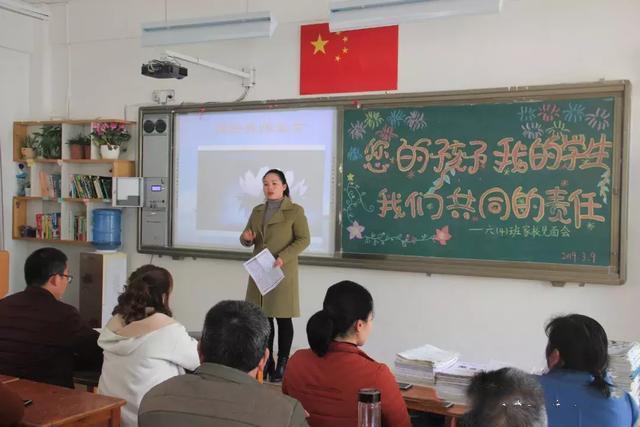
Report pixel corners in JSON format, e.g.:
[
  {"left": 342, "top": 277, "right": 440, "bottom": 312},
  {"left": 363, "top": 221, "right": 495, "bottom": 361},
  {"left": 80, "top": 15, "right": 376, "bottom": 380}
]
[{"left": 164, "top": 50, "right": 256, "bottom": 89}]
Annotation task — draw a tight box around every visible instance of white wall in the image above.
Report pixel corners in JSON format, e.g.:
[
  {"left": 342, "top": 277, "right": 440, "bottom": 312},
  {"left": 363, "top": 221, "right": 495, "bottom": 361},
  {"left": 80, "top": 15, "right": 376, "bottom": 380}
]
[
  {"left": 0, "top": 8, "right": 51, "bottom": 297},
  {"left": 8, "top": 0, "right": 640, "bottom": 369}
]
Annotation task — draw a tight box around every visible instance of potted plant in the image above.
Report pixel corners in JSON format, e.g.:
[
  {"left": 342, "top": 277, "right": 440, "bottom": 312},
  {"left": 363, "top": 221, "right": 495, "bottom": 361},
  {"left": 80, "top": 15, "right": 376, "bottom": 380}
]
[
  {"left": 67, "top": 134, "right": 91, "bottom": 159},
  {"left": 21, "top": 135, "right": 38, "bottom": 159},
  {"left": 91, "top": 122, "right": 131, "bottom": 160},
  {"left": 33, "top": 125, "right": 62, "bottom": 159}
]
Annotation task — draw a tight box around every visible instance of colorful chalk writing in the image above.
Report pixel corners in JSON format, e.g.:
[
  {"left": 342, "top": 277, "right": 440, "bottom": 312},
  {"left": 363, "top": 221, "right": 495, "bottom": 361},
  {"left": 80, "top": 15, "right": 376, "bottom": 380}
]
[{"left": 341, "top": 97, "right": 616, "bottom": 266}]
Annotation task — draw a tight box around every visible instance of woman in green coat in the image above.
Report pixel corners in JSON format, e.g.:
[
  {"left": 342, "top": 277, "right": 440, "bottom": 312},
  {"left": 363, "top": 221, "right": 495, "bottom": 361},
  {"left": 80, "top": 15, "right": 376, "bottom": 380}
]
[{"left": 240, "top": 169, "right": 310, "bottom": 382}]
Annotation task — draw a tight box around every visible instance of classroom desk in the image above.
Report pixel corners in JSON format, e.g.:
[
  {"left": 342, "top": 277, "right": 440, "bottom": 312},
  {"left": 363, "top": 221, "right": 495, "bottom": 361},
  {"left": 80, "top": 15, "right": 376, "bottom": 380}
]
[
  {"left": 5, "top": 378, "right": 125, "bottom": 427},
  {"left": 74, "top": 370, "right": 101, "bottom": 393},
  {"left": 0, "top": 373, "right": 19, "bottom": 384},
  {"left": 68, "top": 369, "right": 466, "bottom": 426},
  {"left": 402, "top": 385, "right": 466, "bottom": 427},
  {"left": 265, "top": 381, "right": 465, "bottom": 427}
]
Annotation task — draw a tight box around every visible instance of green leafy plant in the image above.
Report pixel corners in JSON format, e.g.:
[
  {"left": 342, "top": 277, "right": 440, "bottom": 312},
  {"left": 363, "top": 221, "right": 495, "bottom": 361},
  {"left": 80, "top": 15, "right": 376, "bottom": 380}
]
[
  {"left": 22, "top": 134, "right": 39, "bottom": 149},
  {"left": 33, "top": 125, "right": 62, "bottom": 159},
  {"left": 67, "top": 134, "right": 91, "bottom": 146}
]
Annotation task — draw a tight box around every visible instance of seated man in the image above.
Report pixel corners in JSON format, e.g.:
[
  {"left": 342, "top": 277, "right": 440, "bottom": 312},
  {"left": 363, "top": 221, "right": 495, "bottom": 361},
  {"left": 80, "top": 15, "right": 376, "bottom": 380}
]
[
  {"left": 0, "top": 248, "right": 102, "bottom": 388},
  {"left": 139, "top": 300, "right": 308, "bottom": 427},
  {"left": 462, "top": 367, "right": 547, "bottom": 427}
]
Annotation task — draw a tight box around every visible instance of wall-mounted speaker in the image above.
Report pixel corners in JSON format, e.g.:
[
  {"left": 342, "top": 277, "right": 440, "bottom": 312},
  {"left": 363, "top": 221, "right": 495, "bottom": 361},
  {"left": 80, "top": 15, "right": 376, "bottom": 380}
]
[{"left": 142, "top": 118, "right": 168, "bottom": 135}]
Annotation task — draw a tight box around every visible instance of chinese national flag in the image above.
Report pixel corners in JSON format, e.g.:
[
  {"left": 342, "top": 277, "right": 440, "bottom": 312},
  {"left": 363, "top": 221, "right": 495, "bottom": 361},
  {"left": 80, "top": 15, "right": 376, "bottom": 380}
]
[{"left": 300, "top": 23, "right": 398, "bottom": 95}]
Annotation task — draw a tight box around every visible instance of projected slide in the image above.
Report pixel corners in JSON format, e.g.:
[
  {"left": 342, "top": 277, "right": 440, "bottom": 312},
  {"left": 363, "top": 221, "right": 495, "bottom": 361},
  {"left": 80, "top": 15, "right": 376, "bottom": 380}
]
[{"left": 173, "top": 108, "right": 337, "bottom": 255}]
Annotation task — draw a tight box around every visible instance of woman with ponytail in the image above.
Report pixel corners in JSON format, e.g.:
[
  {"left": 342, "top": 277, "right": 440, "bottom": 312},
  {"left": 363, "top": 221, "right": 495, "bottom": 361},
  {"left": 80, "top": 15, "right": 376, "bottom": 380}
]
[
  {"left": 98, "top": 265, "right": 199, "bottom": 427},
  {"left": 282, "top": 281, "right": 410, "bottom": 427},
  {"left": 538, "top": 314, "right": 638, "bottom": 427}
]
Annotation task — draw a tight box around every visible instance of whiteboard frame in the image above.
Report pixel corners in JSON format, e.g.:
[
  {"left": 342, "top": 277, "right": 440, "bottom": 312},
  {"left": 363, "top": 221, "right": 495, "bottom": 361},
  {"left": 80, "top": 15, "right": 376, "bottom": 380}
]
[{"left": 137, "top": 80, "right": 629, "bottom": 285}]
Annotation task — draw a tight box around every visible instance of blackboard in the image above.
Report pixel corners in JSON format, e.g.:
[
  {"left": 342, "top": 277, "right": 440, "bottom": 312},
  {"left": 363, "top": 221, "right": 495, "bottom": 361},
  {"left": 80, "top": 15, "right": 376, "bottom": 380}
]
[
  {"left": 137, "top": 81, "right": 628, "bottom": 285},
  {"left": 340, "top": 83, "right": 628, "bottom": 284}
]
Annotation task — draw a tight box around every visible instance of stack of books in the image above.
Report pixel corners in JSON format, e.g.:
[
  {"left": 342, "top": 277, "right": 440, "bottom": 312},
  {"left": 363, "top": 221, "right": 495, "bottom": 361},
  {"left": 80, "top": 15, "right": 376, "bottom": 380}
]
[
  {"left": 38, "top": 172, "right": 61, "bottom": 198},
  {"left": 608, "top": 340, "right": 640, "bottom": 403},
  {"left": 69, "top": 175, "right": 112, "bottom": 200},
  {"left": 72, "top": 214, "right": 87, "bottom": 241},
  {"left": 435, "top": 362, "right": 487, "bottom": 405},
  {"left": 35, "top": 212, "right": 61, "bottom": 239},
  {"left": 394, "top": 344, "right": 458, "bottom": 386}
]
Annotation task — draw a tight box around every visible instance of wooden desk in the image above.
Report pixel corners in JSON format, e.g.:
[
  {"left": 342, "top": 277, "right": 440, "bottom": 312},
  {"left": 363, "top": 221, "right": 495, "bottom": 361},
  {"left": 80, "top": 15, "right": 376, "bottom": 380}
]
[
  {"left": 73, "top": 370, "right": 101, "bottom": 393},
  {"left": 265, "top": 381, "right": 465, "bottom": 427},
  {"left": 0, "top": 373, "right": 19, "bottom": 384},
  {"left": 5, "top": 379, "right": 125, "bottom": 427},
  {"left": 402, "top": 385, "right": 466, "bottom": 427}
]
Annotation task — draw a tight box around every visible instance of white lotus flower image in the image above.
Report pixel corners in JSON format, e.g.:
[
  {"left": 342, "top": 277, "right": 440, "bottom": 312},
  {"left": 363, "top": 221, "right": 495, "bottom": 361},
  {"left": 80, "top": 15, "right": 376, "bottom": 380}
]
[{"left": 238, "top": 167, "right": 308, "bottom": 214}]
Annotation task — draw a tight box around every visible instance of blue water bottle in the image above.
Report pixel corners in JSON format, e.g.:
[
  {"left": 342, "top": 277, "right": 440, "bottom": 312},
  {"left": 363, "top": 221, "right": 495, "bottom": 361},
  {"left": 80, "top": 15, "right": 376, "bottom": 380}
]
[{"left": 92, "top": 208, "right": 122, "bottom": 250}]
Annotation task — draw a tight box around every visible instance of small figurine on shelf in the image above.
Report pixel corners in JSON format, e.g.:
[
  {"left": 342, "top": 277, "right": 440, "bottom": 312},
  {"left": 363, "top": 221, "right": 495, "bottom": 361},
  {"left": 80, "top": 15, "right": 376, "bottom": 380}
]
[
  {"left": 16, "top": 163, "right": 28, "bottom": 196},
  {"left": 91, "top": 122, "right": 130, "bottom": 160},
  {"left": 67, "top": 134, "right": 91, "bottom": 159},
  {"left": 19, "top": 225, "right": 36, "bottom": 238}
]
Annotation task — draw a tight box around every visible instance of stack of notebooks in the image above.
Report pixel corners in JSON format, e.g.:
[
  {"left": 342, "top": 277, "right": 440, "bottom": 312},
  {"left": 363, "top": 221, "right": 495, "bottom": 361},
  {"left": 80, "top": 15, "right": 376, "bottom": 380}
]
[
  {"left": 434, "top": 361, "right": 511, "bottom": 405},
  {"left": 394, "top": 344, "right": 458, "bottom": 386},
  {"left": 434, "top": 362, "right": 484, "bottom": 405},
  {"left": 608, "top": 340, "right": 640, "bottom": 403}
]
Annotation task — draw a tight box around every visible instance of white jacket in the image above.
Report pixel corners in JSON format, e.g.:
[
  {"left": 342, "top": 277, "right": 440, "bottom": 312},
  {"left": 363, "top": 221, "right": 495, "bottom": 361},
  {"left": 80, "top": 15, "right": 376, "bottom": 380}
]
[{"left": 98, "top": 313, "right": 199, "bottom": 427}]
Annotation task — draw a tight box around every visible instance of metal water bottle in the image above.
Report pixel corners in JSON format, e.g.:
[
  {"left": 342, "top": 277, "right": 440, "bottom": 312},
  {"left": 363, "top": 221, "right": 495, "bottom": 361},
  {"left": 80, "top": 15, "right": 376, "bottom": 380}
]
[{"left": 358, "top": 388, "right": 381, "bottom": 427}]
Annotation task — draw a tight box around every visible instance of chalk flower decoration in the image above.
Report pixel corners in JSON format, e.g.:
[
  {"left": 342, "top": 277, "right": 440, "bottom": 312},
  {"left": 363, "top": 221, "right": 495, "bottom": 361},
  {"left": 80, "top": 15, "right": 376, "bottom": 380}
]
[{"left": 433, "top": 226, "right": 452, "bottom": 246}]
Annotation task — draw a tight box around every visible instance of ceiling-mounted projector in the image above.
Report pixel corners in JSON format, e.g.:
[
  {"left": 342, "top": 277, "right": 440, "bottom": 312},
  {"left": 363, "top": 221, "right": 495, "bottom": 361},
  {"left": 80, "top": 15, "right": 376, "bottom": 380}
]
[{"left": 141, "top": 60, "right": 188, "bottom": 79}]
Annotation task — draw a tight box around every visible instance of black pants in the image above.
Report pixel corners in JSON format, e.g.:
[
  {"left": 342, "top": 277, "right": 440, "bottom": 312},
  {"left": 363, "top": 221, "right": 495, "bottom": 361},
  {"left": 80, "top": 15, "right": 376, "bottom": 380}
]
[{"left": 267, "top": 317, "right": 293, "bottom": 359}]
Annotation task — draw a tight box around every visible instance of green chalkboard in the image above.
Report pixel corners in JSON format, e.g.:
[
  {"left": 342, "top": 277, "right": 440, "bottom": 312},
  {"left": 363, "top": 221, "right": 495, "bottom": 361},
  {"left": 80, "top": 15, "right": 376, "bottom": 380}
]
[{"left": 340, "top": 83, "right": 628, "bottom": 284}]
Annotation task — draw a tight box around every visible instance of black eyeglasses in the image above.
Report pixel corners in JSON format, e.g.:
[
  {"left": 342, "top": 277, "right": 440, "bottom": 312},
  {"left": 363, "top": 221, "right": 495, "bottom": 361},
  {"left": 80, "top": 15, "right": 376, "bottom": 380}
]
[{"left": 51, "top": 273, "right": 73, "bottom": 284}]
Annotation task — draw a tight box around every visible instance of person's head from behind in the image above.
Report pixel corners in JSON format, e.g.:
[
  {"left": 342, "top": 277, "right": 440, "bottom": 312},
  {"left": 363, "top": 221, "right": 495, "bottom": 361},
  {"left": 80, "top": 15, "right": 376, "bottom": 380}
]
[
  {"left": 24, "top": 247, "right": 69, "bottom": 300},
  {"left": 112, "top": 265, "right": 173, "bottom": 325},
  {"left": 199, "top": 300, "right": 271, "bottom": 376},
  {"left": 262, "top": 168, "right": 290, "bottom": 200},
  {"left": 463, "top": 367, "right": 547, "bottom": 427},
  {"left": 306, "top": 280, "right": 374, "bottom": 357},
  {"left": 545, "top": 314, "right": 610, "bottom": 397}
]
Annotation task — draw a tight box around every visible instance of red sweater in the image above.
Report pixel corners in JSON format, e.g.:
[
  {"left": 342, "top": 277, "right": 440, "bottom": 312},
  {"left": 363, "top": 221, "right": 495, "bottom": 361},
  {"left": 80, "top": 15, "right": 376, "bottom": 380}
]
[{"left": 282, "top": 342, "right": 411, "bottom": 427}]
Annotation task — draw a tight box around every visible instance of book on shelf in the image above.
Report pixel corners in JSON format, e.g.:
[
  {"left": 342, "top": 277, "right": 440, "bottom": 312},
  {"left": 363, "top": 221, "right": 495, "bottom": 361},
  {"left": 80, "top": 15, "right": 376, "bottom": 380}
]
[
  {"left": 70, "top": 214, "right": 87, "bottom": 241},
  {"left": 38, "top": 172, "right": 61, "bottom": 198},
  {"left": 69, "top": 175, "right": 112, "bottom": 200},
  {"left": 35, "top": 212, "right": 61, "bottom": 239}
]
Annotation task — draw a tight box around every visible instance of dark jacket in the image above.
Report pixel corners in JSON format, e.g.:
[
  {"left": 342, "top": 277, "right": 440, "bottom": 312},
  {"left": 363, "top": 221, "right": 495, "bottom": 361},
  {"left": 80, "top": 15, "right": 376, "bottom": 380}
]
[
  {"left": 0, "top": 286, "right": 102, "bottom": 388},
  {"left": 139, "top": 362, "right": 308, "bottom": 427}
]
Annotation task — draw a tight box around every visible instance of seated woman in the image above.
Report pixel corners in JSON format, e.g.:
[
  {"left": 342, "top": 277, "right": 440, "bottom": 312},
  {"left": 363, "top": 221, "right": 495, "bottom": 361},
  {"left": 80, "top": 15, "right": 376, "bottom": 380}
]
[
  {"left": 282, "top": 280, "right": 411, "bottom": 427},
  {"left": 98, "top": 265, "right": 199, "bottom": 427},
  {"left": 538, "top": 314, "right": 639, "bottom": 427}
]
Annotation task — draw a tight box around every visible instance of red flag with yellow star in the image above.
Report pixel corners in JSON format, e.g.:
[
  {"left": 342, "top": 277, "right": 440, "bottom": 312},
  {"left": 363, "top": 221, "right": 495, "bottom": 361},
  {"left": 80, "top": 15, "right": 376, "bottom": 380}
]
[{"left": 300, "top": 23, "right": 398, "bottom": 95}]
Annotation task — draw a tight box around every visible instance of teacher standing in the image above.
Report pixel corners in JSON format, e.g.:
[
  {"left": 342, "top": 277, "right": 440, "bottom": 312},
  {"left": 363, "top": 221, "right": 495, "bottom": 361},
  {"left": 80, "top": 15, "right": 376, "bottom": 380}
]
[{"left": 240, "top": 169, "right": 310, "bottom": 382}]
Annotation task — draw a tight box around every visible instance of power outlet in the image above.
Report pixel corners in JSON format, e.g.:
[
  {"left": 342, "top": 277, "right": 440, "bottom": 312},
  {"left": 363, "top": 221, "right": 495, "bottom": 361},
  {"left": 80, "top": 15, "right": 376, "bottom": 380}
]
[{"left": 152, "top": 89, "right": 175, "bottom": 105}]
